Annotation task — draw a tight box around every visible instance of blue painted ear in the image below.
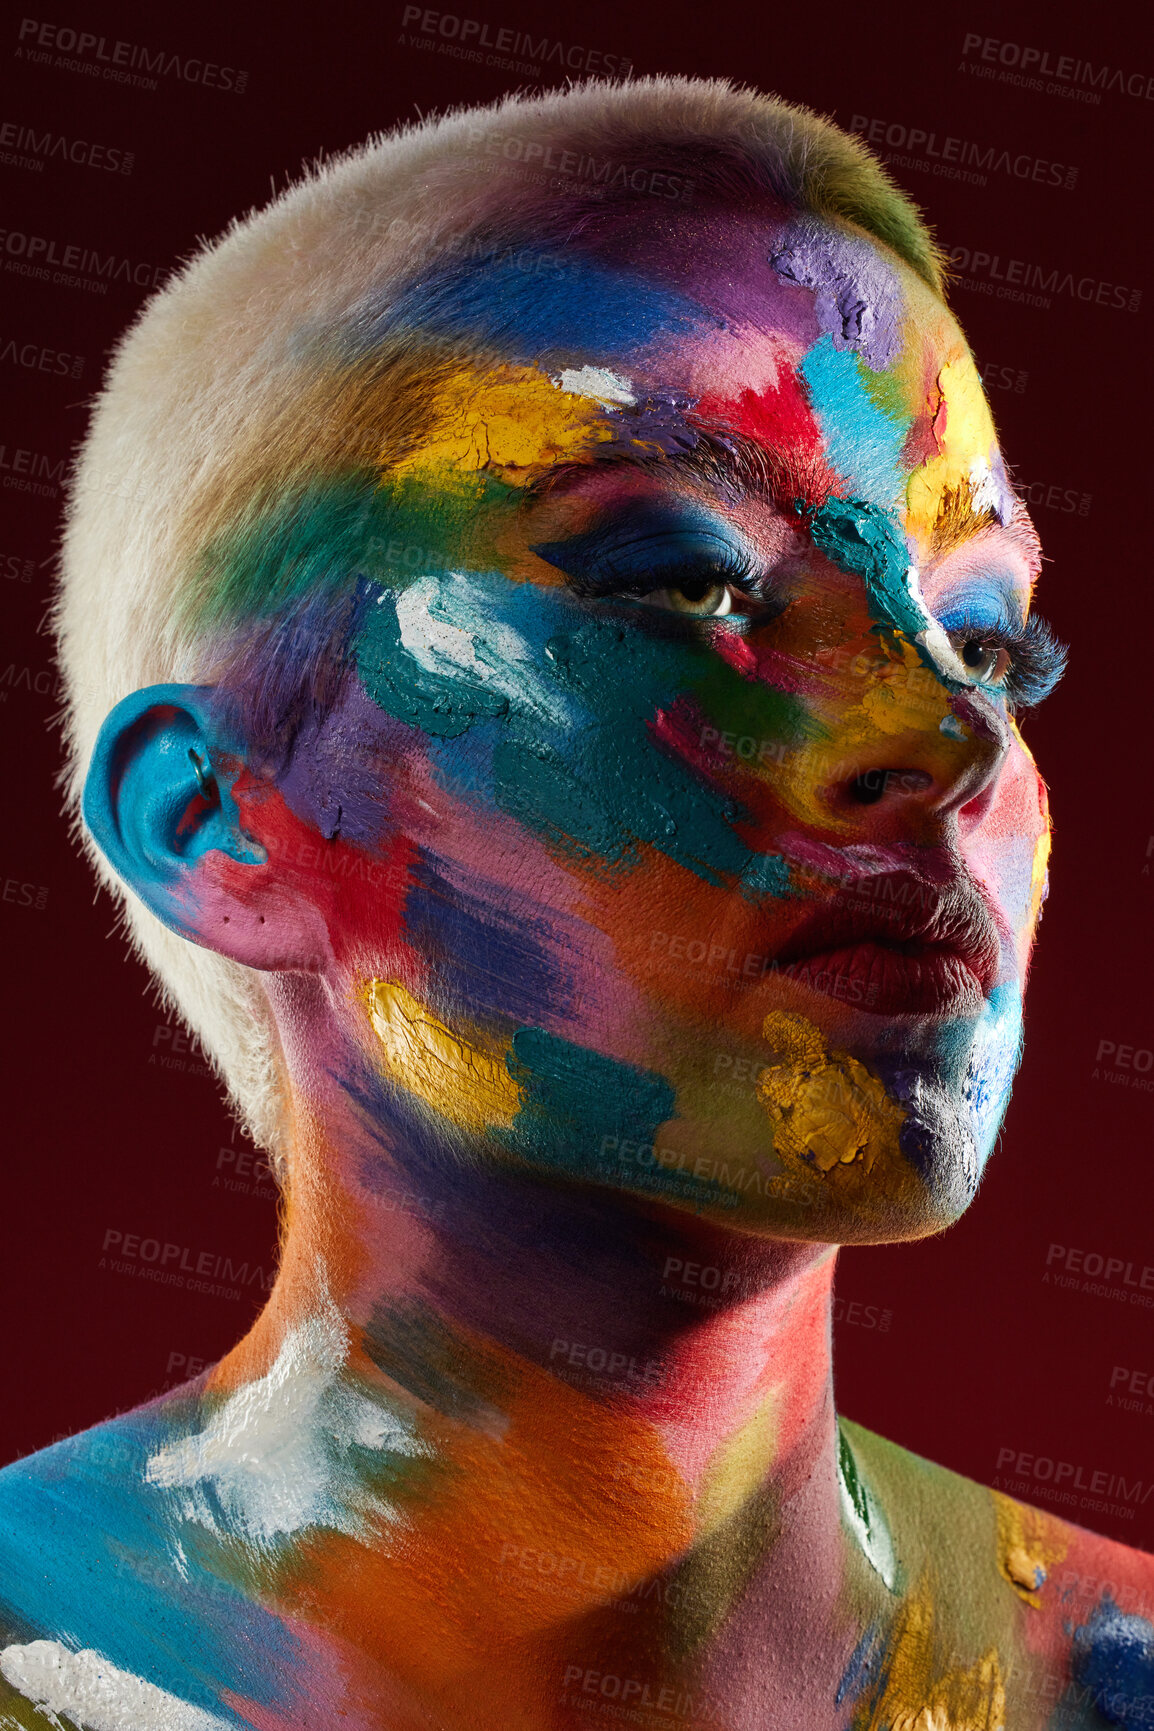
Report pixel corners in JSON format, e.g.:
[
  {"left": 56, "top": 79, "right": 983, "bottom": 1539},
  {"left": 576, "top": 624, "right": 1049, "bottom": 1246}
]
[{"left": 83, "top": 684, "right": 265, "bottom": 926}]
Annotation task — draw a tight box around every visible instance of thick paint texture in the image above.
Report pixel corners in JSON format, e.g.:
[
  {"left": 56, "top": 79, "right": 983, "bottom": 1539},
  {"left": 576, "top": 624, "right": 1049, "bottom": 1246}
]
[{"left": 12, "top": 107, "right": 1125, "bottom": 1731}]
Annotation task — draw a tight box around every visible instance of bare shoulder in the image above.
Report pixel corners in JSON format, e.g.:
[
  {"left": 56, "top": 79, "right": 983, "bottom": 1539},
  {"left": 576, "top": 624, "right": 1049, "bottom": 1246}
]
[
  {"left": 0, "top": 1398, "right": 291, "bottom": 1730},
  {"left": 840, "top": 1417, "right": 1154, "bottom": 1730}
]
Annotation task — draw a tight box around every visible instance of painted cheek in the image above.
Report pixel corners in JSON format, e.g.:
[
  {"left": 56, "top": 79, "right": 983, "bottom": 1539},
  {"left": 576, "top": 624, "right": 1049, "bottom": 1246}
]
[
  {"left": 229, "top": 771, "right": 414, "bottom": 971},
  {"left": 967, "top": 731, "right": 1049, "bottom": 965},
  {"left": 733, "top": 639, "right": 952, "bottom": 835}
]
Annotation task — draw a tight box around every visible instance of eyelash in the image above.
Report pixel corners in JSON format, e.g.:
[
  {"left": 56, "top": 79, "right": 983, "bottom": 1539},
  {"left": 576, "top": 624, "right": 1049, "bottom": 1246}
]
[
  {"left": 584, "top": 558, "right": 1068, "bottom": 710},
  {"left": 587, "top": 555, "right": 787, "bottom": 630},
  {"left": 589, "top": 550, "right": 757, "bottom": 598},
  {"left": 945, "top": 610, "right": 1068, "bottom": 710}
]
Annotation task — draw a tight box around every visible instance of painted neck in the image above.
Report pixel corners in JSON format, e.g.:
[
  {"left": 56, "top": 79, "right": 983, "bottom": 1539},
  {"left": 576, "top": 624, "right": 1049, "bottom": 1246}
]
[
  {"left": 235, "top": 1105, "right": 840, "bottom": 1463},
  {"left": 207, "top": 982, "right": 858, "bottom": 1701}
]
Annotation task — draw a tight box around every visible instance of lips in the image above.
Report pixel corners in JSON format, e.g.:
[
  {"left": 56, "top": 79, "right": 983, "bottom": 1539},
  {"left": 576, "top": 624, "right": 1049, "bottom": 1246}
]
[{"left": 771, "top": 870, "right": 1001, "bottom": 1016}]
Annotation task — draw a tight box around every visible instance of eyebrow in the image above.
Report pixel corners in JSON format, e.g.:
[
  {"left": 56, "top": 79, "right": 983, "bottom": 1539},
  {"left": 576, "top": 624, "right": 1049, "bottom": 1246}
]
[
  {"left": 526, "top": 430, "right": 1043, "bottom": 581},
  {"left": 525, "top": 428, "right": 816, "bottom": 515},
  {"left": 1001, "top": 499, "right": 1044, "bottom": 584}
]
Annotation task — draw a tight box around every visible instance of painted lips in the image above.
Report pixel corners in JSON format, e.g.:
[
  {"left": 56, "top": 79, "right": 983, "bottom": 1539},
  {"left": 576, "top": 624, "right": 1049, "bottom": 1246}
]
[{"left": 772, "top": 872, "right": 1001, "bottom": 1016}]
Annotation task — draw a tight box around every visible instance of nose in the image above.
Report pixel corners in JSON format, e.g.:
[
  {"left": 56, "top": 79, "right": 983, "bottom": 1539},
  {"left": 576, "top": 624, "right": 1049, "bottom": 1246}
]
[{"left": 820, "top": 685, "right": 1010, "bottom": 835}]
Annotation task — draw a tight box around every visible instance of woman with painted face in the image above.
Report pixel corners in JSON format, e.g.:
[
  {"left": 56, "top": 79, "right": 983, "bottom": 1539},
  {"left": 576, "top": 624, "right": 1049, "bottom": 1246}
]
[{"left": 2, "top": 77, "right": 1148, "bottom": 1731}]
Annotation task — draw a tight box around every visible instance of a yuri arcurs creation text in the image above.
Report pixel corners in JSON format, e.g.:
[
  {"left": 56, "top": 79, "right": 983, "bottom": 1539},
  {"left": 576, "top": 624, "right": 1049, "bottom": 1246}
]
[{"left": 1, "top": 75, "right": 1149, "bottom": 1731}]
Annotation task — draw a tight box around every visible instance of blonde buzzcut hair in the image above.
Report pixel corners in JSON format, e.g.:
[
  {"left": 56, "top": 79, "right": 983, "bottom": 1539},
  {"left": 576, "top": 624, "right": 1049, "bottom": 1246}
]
[{"left": 54, "top": 74, "right": 944, "bottom": 1167}]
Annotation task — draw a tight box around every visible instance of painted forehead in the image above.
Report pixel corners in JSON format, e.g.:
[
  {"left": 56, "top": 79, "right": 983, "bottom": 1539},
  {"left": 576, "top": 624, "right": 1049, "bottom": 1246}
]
[
  {"left": 190, "top": 207, "right": 1028, "bottom": 638},
  {"left": 361, "top": 209, "right": 1015, "bottom": 548}
]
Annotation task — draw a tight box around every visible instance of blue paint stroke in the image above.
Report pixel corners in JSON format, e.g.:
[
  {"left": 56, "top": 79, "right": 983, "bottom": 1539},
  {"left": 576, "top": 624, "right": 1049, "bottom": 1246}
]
[
  {"left": 0, "top": 1412, "right": 299, "bottom": 1723},
  {"left": 357, "top": 253, "right": 714, "bottom": 361},
  {"left": 1071, "top": 1595, "right": 1154, "bottom": 1729},
  {"left": 801, "top": 335, "right": 908, "bottom": 510}
]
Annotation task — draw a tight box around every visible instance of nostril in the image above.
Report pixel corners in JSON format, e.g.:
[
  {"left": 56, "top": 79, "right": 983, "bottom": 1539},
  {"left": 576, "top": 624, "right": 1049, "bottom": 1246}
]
[
  {"left": 850, "top": 770, "right": 888, "bottom": 805},
  {"left": 849, "top": 769, "right": 933, "bottom": 805}
]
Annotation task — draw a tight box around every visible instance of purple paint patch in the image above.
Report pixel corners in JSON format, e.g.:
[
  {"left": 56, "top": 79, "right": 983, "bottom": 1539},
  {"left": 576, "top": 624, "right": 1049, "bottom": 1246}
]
[
  {"left": 612, "top": 389, "right": 703, "bottom": 456},
  {"left": 769, "top": 219, "right": 904, "bottom": 372},
  {"left": 278, "top": 673, "right": 407, "bottom": 849}
]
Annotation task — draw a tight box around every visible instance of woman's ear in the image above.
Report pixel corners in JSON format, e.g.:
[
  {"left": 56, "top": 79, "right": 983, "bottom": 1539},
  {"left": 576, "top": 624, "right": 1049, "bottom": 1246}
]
[{"left": 82, "top": 684, "right": 330, "bottom": 971}]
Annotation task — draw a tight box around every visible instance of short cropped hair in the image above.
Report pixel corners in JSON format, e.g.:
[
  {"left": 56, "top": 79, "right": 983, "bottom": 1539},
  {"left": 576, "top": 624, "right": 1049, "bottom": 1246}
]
[{"left": 55, "top": 75, "right": 945, "bottom": 1167}]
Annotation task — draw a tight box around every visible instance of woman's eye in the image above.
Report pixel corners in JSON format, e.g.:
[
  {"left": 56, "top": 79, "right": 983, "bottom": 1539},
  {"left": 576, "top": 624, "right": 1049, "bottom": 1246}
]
[
  {"left": 648, "top": 578, "right": 734, "bottom": 617},
  {"left": 954, "top": 635, "right": 1012, "bottom": 686}
]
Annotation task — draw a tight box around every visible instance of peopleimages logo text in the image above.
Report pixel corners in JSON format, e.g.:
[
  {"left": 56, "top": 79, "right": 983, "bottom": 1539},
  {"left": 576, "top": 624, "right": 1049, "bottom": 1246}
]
[
  {"left": 961, "top": 33, "right": 1154, "bottom": 102},
  {"left": 0, "top": 228, "right": 166, "bottom": 294},
  {"left": 399, "top": 8, "right": 631, "bottom": 76},
  {"left": 849, "top": 115, "right": 1076, "bottom": 191},
  {"left": 946, "top": 245, "right": 1141, "bottom": 314},
  {"left": 16, "top": 18, "right": 248, "bottom": 92}
]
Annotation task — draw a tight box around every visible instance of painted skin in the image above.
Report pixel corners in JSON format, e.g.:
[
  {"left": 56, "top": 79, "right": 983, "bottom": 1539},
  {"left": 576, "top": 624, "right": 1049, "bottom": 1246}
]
[{"left": 3, "top": 201, "right": 1152, "bottom": 1731}]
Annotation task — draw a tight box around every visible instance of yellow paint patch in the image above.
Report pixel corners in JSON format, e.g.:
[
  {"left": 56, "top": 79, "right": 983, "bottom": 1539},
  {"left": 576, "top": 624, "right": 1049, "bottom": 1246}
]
[
  {"left": 1028, "top": 825, "right": 1051, "bottom": 930},
  {"left": 857, "top": 1578, "right": 1006, "bottom": 1731},
  {"left": 387, "top": 363, "right": 614, "bottom": 481},
  {"left": 366, "top": 980, "right": 522, "bottom": 1131},
  {"left": 992, "top": 1492, "right": 1065, "bottom": 1607},
  {"left": 757, "top": 1013, "right": 906, "bottom": 1175},
  {"left": 756, "top": 636, "right": 954, "bottom": 834},
  {"left": 906, "top": 349, "right": 1000, "bottom": 542},
  {"left": 860, "top": 635, "right": 952, "bottom": 737},
  {"left": 696, "top": 1390, "right": 777, "bottom": 1538}
]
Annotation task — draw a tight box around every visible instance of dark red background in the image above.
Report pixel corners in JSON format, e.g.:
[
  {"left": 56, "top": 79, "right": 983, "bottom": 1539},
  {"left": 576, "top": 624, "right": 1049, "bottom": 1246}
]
[{"left": 4, "top": 0, "right": 1152, "bottom": 1547}]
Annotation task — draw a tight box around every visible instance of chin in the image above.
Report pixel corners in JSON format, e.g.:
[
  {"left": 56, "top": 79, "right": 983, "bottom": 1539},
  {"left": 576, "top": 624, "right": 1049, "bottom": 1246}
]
[{"left": 639, "top": 1006, "right": 1021, "bottom": 1245}]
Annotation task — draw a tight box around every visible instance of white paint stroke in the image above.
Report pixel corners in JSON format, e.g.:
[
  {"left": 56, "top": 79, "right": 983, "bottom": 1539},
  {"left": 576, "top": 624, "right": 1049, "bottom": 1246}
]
[
  {"left": 395, "top": 573, "right": 573, "bottom": 727},
  {"left": 0, "top": 1641, "right": 232, "bottom": 1731},
  {"left": 146, "top": 1285, "right": 425, "bottom": 1545},
  {"left": 554, "top": 365, "right": 635, "bottom": 405}
]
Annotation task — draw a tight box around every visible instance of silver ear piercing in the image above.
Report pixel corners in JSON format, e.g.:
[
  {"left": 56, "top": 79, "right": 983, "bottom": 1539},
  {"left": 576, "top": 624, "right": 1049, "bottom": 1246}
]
[{"left": 188, "top": 749, "right": 216, "bottom": 799}]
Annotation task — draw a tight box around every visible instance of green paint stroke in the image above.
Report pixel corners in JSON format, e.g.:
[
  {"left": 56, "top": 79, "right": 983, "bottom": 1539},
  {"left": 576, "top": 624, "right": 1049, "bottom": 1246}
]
[
  {"left": 837, "top": 1423, "right": 899, "bottom": 1592},
  {"left": 186, "top": 468, "right": 516, "bottom": 629}
]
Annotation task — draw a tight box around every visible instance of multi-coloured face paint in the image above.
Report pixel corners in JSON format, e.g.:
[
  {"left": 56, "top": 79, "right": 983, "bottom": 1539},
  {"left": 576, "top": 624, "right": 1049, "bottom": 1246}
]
[
  {"left": 10, "top": 131, "right": 1133, "bottom": 1731},
  {"left": 169, "top": 196, "right": 1056, "bottom": 1239}
]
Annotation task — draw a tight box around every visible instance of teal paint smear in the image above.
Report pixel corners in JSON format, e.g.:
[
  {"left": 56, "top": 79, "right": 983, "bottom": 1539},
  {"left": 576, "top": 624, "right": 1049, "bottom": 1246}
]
[
  {"left": 507, "top": 1027, "right": 674, "bottom": 1158},
  {"left": 504, "top": 1028, "right": 751, "bottom": 1209},
  {"left": 356, "top": 592, "right": 509, "bottom": 737},
  {"left": 806, "top": 496, "right": 928, "bottom": 642},
  {"left": 356, "top": 582, "right": 766, "bottom": 889},
  {"left": 491, "top": 616, "right": 753, "bottom": 885},
  {"left": 0, "top": 1408, "right": 299, "bottom": 1719},
  {"left": 193, "top": 457, "right": 802, "bottom": 900},
  {"left": 492, "top": 727, "right": 748, "bottom": 884},
  {"left": 800, "top": 334, "right": 909, "bottom": 510},
  {"left": 739, "top": 850, "right": 794, "bottom": 901}
]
